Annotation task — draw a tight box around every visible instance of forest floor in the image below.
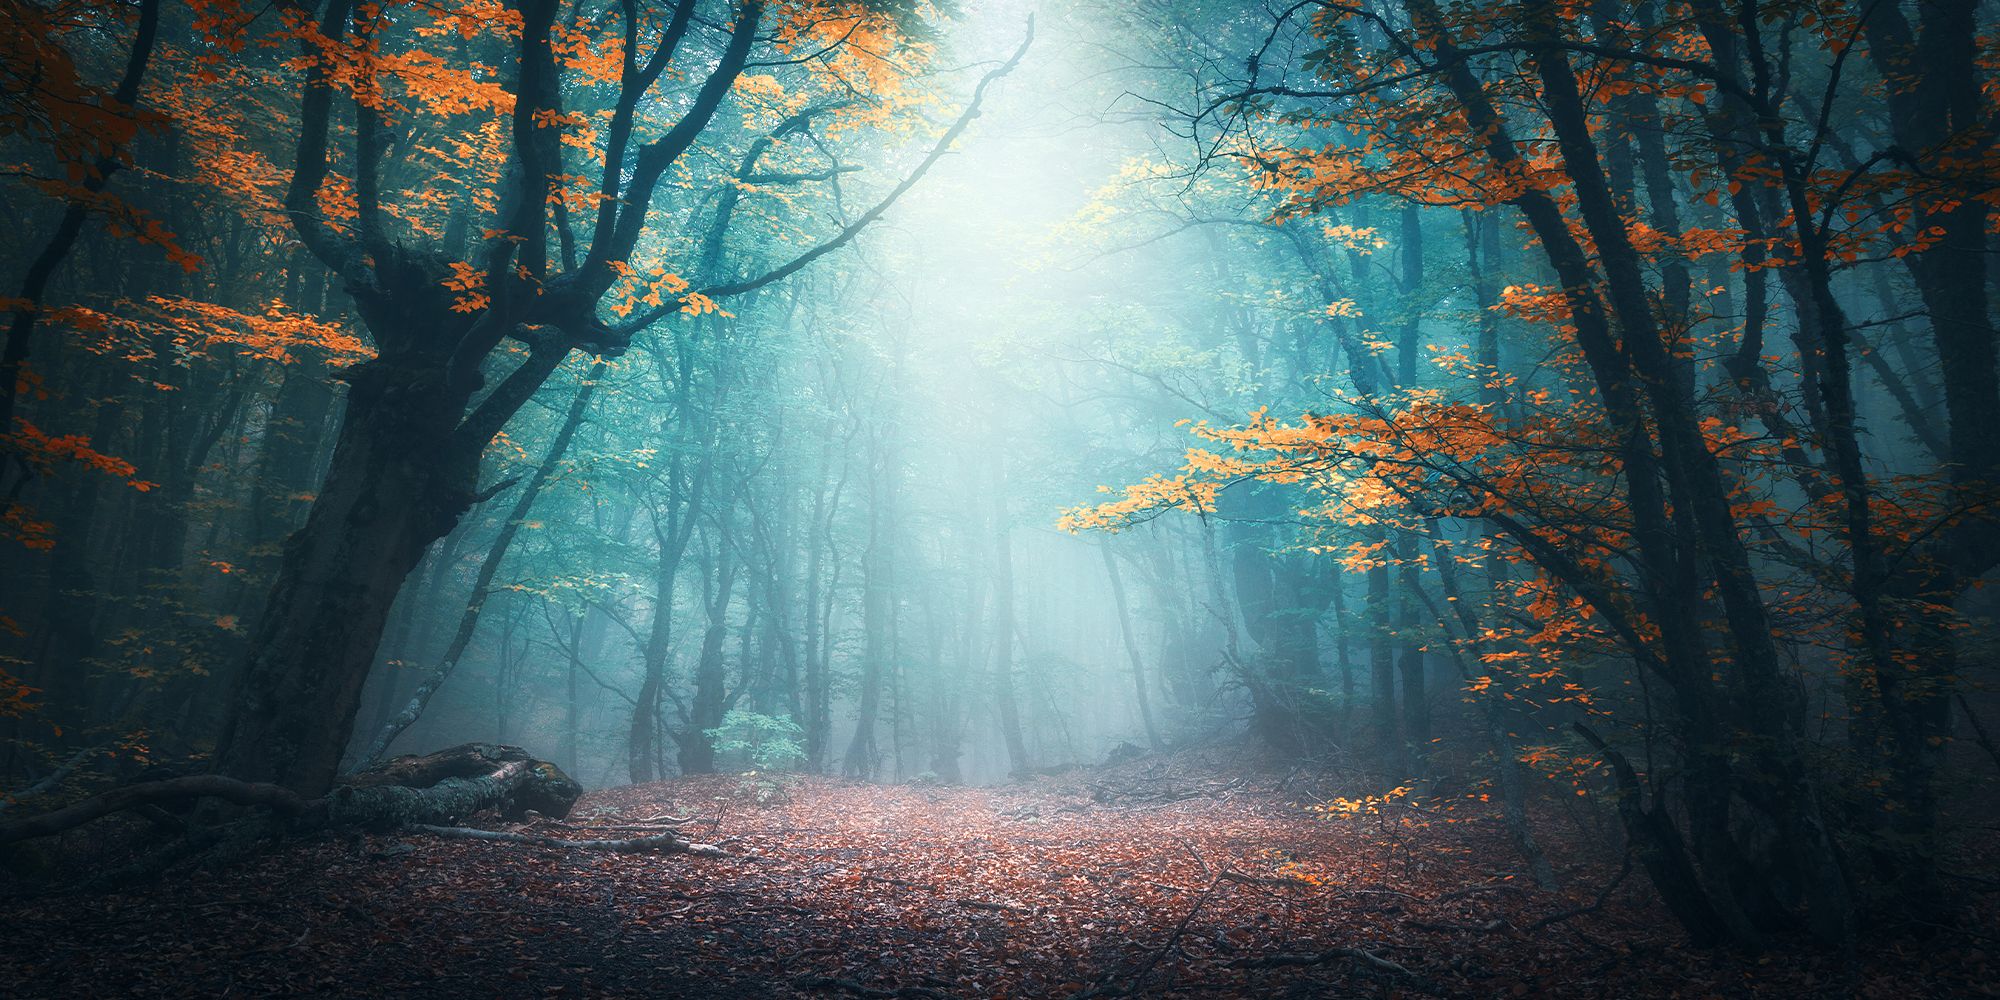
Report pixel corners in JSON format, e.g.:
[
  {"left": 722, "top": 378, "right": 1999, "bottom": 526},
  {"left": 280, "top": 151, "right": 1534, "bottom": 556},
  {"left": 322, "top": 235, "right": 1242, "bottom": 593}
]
[{"left": 2, "top": 745, "right": 1996, "bottom": 999}]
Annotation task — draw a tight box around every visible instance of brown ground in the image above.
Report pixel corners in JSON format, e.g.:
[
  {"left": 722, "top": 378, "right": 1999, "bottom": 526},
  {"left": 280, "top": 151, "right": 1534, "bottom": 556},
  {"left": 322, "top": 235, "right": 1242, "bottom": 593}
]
[{"left": 2, "top": 748, "right": 1994, "bottom": 998}]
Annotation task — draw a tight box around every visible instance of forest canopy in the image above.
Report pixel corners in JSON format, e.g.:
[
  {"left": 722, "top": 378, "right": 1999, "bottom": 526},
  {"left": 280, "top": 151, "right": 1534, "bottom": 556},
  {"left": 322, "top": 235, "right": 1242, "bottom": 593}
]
[{"left": 2, "top": 0, "right": 1999, "bottom": 985}]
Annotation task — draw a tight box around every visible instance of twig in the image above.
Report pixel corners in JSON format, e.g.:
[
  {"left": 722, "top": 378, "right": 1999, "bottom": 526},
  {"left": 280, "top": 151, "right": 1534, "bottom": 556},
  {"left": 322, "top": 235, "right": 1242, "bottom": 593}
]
[
  {"left": 1120, "top": 875, "right": 1225, "bottom": 988},
  {"left": 1219, "top": 869, "right": 1314, "bottom": 890},
  {"left": 1435, "top": 880, "right": 1530, "bottom": 903},
  {"left": 1528, "top": 850, "right": 1633, "bottom": 932},
  {"left": 957, "top": 898, "right": 1031, "bottom": 913},
  {"left": 636, "top": 811, "right": 697, "bottom": 825},
  {"left": 407, "top": 823, "right": 728, "bottom": 857},
  {"left": 1178, "top": 836, "right": 1213, "bottom": 879},
  {"left": 1228, "top": 946, "right": 1415, "bottom": 976},
  {"left": 0, "top": 744, "right": 108, "bottom": 813}
]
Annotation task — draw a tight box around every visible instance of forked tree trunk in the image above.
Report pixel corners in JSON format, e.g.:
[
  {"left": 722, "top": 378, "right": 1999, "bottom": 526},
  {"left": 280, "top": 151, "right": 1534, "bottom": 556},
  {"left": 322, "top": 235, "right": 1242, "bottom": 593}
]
[
  {"left": 213, "top": 333, "right": 486, "bottom": 796},
  {"left": 362, "top": 361, "right": 603, "bottom": 765}
]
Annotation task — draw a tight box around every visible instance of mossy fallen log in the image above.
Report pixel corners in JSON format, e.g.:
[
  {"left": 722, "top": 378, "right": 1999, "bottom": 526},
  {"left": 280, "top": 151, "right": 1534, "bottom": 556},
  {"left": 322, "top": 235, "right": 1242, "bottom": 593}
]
[{"left": 332, "top": 744, "right": 583, "bottom": 826}]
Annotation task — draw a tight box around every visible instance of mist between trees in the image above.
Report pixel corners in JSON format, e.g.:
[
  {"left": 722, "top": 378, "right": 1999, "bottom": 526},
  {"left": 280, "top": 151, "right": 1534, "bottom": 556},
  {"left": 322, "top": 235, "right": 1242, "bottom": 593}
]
[{"left": 2, "top": 0, "right": 1998, "bottom": 956}]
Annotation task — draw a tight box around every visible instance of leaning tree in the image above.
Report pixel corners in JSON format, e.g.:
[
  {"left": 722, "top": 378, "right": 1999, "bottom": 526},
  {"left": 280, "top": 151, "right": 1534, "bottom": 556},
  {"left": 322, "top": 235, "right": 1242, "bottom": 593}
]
[{"left": 209, "top": 0, "right": 1029, "bottom": 797}]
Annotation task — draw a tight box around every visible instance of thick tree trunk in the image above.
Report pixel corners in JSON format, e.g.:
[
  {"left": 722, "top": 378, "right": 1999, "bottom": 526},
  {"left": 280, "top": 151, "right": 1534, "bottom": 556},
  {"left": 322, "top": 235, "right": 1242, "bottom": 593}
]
[
  {"left": 1403, "top": 0, "right": 1808, "bottom": 947},
  {"left": 1533, "top": 0, "right": 1851, "bottom": 943},
  {"left": 213, "top": 345, "right": 485, "bottom": 796}
]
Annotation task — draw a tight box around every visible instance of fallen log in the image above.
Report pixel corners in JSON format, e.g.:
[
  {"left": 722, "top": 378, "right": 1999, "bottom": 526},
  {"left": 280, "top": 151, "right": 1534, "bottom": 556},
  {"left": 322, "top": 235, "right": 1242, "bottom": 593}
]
[
  {"left": 331, "top": 744, "right": 582, "bottom": 828},
  {"left": 1, "top": 743, "right": 585, "bottom": 846}
]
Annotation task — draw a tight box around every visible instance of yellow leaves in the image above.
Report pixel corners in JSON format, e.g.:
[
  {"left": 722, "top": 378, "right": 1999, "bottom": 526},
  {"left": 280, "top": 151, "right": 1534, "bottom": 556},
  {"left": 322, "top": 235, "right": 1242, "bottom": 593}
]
[
  {"left": 1057, "top": 475, "right": 1220, "bottom": 533},
  {"left": 377, "top": 49, "right": 514, "bottom": 116},
  {"left": 528, "top": 109, "right": 599, "bottom": 150},
  {"left": 3, "top": 501, "right": 57, "bottom": 552},
  {"left": 678, "top": 292, "right": 731, "bottom": 318},
  {"left": 1320, "top": 224, "right": 1385, "bottom": 253},
  {"left": 770, "top": 1, "right": 928, "bottom": 113},
  {"left": 531, "top": 108, "right": 584, "bottom": 129},
  {"left": 1495, "top": 284, "right": 1572, "bottom": 325},
  {"left": 410, "top": 0, "right": 522, "bottom": 40},
  {"left": 1315, "top": 784, "right": 1413, "bottom": 818},
  {"left": 1324, "top": 298, "right": 1363, "bottom": 318},
  {"left": 1338, "top": 539, "right": 1390, "bottom": 573},
  {"left": 1183, "top": 448, "right": 1256, "bottom": 478},
  {"left": 735, "top": 74, "right": 786, "bottom": 99},
  {"left": 0, "top": 666, "right": 41, "bottom": 719}
]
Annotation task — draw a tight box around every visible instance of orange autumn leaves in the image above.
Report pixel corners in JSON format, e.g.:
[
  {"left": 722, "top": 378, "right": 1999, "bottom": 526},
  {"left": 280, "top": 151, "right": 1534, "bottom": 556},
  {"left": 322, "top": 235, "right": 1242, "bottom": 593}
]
[
  {"left": 602, "top": 261, "right": 729, "bottom": 320},
  {"left": 55, "top": 296, "right": 371, "bottom": 368},
  {"left": 1059, "top": 398, "right": 1512, "bottom": 536},
  {"left": 1056, "top": 388, "right": 1824, "bottom": 702}
]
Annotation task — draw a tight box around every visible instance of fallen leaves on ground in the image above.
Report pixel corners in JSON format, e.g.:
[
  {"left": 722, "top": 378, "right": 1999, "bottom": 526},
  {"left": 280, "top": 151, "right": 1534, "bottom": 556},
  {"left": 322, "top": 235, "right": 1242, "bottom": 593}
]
[{"left": 2, "top": 748, "right": 1994, "bottom": 998}]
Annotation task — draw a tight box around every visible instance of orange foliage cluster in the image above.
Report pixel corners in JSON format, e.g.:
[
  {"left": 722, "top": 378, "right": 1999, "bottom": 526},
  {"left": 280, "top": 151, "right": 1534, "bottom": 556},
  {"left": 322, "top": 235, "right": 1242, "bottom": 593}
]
[
  {"left": 57, "top": 296, "right": 373, "bottom": 369},
  {"left": 2, "top": 421, "right": 158, "bottom": 542},
  {"left": 767, "top": 1, "right": 934, "bottom": 134}
]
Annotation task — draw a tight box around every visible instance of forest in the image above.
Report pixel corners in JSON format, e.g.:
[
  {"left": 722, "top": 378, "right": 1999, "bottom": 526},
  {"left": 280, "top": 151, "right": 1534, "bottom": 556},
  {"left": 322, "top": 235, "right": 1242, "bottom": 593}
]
[{"left": 1, "top": 0, "right": 1998, "bottom": 996}]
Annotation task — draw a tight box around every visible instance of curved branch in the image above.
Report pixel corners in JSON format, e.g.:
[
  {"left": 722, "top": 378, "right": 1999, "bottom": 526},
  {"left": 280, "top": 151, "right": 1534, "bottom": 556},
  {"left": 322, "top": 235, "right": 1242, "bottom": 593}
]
[{"left": 612, "top": 16, "right": 1036, "bottom": 336}]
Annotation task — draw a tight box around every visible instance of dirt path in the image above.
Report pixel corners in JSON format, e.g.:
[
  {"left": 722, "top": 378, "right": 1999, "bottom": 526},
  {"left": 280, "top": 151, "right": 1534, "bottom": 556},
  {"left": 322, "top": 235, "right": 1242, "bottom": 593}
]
[{"left": 1, "top": 754, "right": 1990, "bottom": 997}]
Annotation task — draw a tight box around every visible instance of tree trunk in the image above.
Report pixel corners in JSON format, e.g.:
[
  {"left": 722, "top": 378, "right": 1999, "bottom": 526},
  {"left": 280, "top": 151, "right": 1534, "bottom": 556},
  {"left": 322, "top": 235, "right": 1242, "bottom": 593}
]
[
  {"left": 363, "top": 362, "right": 603, "bottom": 764},
  {"left": 989, "top": 465, "right": 1030, "bottom": 777},
  {"left": 678, "top": 537, "right": 738, "bottom": 776},
  {"left": 213, "top": 344, "right": 493, "bottom": 795},
  {"left": 1101, "top": 542, "right": 1162, "bottom": 750},
  {"left": 843, "top": 415, "right": 900, "bottom": 778}
]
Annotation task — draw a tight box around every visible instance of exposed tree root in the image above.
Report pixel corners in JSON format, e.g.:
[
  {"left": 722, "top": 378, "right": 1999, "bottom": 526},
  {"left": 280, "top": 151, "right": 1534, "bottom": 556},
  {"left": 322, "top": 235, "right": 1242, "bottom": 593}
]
[
  {"left": 0, "top": 744, "right": 585, "bottom": 847},
  {"left": 0, "top": 775, "right": 315, "bottom": 844}
]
